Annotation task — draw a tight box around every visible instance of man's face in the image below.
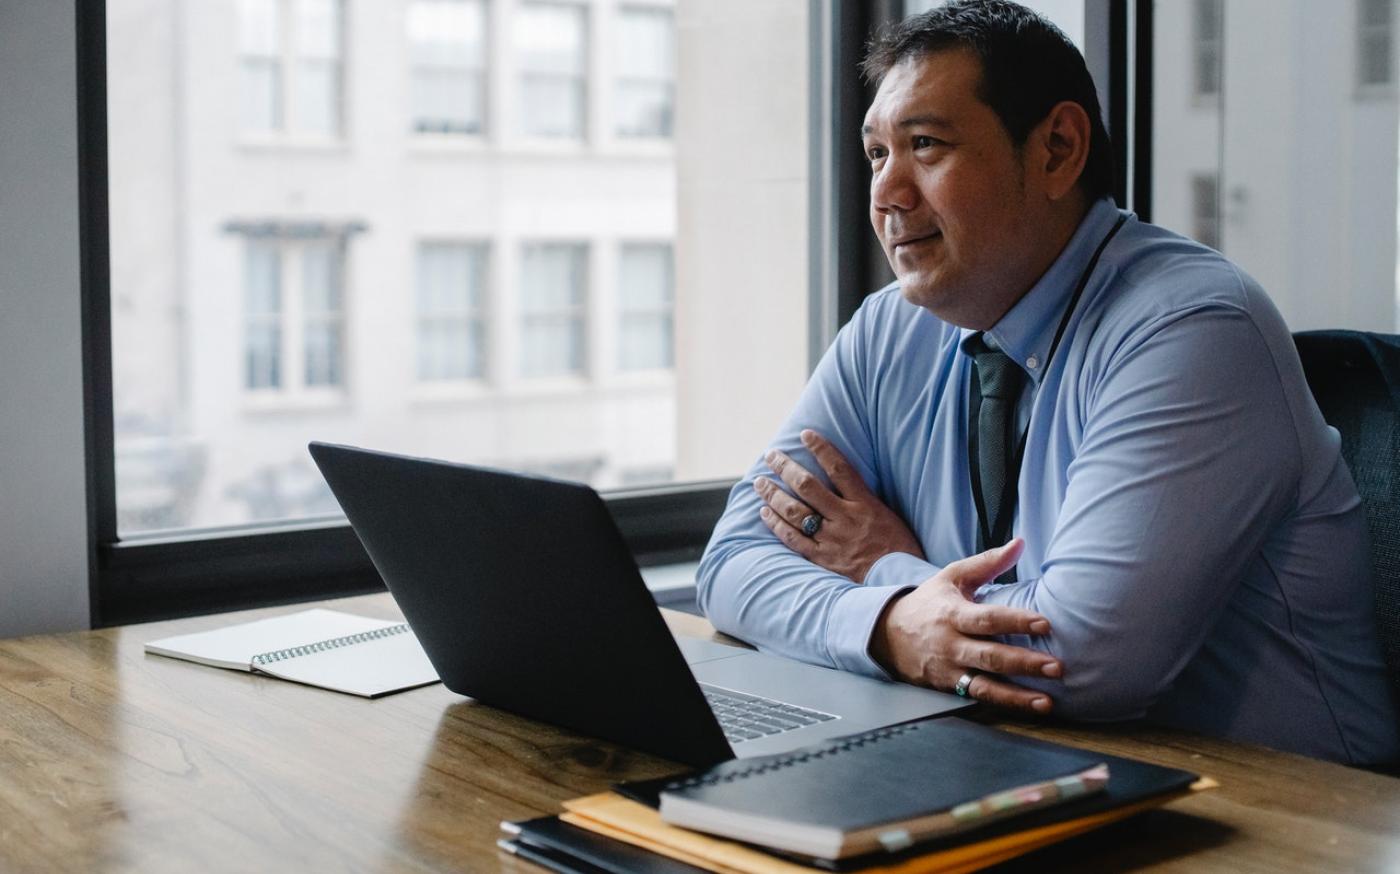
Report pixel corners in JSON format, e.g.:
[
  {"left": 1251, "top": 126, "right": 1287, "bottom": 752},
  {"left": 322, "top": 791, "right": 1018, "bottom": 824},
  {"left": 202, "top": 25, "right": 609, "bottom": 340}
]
[{"left": 863, "top": 50, "right": 1050, "bottom": 328}]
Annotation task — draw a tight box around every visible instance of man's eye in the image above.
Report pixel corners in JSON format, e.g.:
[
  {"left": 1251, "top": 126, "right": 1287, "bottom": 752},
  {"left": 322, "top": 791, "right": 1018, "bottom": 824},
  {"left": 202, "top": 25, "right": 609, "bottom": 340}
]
[
  {"left": 867, "top": 146, "right": 886, "bottom": 163},
  {"left": 913, "top": 135, "right": 941, "bottom": 150}
]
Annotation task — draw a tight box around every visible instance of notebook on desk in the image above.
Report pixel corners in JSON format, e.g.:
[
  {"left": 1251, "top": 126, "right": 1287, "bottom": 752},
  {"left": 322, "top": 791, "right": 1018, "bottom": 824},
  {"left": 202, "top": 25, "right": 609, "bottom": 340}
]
[{"left": 144, "top": 607, "right": 440, "bottom": 698}]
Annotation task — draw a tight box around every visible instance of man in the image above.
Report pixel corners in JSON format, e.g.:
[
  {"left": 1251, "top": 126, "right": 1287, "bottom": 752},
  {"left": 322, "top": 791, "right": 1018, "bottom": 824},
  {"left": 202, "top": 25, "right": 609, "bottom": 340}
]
[{"left": 697, "top": 0, "right": 1399, "bottom": 764}]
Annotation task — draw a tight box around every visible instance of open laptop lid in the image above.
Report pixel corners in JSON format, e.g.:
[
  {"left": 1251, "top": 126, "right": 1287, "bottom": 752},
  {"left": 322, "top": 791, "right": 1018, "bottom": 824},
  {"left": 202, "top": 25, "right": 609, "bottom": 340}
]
[{"left": 309, "top": 441, "right": 734, "bottom": 768}]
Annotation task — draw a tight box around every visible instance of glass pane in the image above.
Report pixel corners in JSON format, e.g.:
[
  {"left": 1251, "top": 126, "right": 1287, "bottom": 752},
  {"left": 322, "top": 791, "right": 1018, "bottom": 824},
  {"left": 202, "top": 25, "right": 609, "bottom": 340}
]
[
  {"left": 521, "top": 74, "right": 584, "bottom": 138},
  {"left": 615, "top": 80, "right": 673, "bottom": 138},
  {"left": 245, "top": 322, "right": 282, "bottom": 389},
  {"left": 239, "top": 0, "right": 278, "bottom": 56},
  {"left": 303, "top": 319, "right": 343, "bottom": 386},
  {"left": 296, "top": 0, "right": 341, "bottom": 60},
  {"left": 412, "top": 69, "right": 485, "bottom": 133},
  {"left": 619, "top": 243, "right": 671, "bottom": 308},
  {"left": 408, "top": 0, "right": 485, "bottom": 68},
  {"left": 522, "top": 316, "right": 585, "bottom": 376},
  {"left": 109, "top": 0, "right": 808, "bottom": 532},
  {"left": 246, "top": 243, "right": 282, "bottom": 314},
  {"left": 620, "top": 313, "right": 671, "bottom": 370},
  {"left": 242, "top": 61, "right": 280, "bottom": 132},
  {"left": 521, "top": 243, "right": 585, "bottom": 311},
  {"left": 617, "top": 7, "right": 673, "bottom": 79},
  {"left": 295, "top": 61, "right": 340, "bottom": 134},
  {"left": 905, "top": 0, "right": 1084, "bottom": 45},
  {"left": 302, "top": 243, "right": 340, "bottom": 313},
  {"left": 515, "top": 3, "right": 586, "bottom": 75},
  {"left": 1153, "top": 0, "right": 1400, "bottom": 331}
]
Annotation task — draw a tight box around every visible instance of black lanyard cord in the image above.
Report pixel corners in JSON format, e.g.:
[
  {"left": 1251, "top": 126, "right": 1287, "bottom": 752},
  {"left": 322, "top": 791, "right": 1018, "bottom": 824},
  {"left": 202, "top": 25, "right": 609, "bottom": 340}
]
[{"left": 967, "top": 214, "right": 1129, "bottom": 554}]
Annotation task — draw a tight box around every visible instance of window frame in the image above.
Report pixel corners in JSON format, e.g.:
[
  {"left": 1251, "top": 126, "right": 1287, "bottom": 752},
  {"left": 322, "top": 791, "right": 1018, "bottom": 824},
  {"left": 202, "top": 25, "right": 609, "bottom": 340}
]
[
  {"left": 616, "top": 240, "right": 675, "bottom": 372},
  {"left": 238, "top": 0, "right": 346, "bottom": 139},
  {"left": 82, "top": 0, "right": 1130, "bottom": 626},
  {"left": 406, "top": 0, "right": 490, "bottom": 135},
  {"left": 514, "top": 0, "right": 590, "bottom": 140}
]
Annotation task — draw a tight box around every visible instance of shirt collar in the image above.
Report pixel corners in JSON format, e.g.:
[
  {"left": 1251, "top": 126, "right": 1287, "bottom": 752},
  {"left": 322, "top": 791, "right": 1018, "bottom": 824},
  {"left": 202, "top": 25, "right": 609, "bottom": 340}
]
[{"left": 959, "top": 197, "right": 1124, "bottom": 385}]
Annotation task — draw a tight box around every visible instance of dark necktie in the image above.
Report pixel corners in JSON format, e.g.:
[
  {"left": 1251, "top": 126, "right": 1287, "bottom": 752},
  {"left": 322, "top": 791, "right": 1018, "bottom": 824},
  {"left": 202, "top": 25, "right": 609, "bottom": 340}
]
[{"left": 967, "top": 333, "right": 1026, "bottom": 550}]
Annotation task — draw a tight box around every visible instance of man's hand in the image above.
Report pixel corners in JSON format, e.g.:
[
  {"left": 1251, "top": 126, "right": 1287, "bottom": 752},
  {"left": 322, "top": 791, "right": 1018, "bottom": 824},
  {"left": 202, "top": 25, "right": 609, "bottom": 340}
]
[
  {"left": 871, "top": 539, "right": 1061, "bottom": 713},
  {"left": 755, "top": 429, "right": 924, "bottom": 583}
]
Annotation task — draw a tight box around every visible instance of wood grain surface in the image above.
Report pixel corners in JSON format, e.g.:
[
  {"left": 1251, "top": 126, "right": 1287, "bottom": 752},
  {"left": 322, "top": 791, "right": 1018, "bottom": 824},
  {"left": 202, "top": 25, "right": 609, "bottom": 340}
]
[{"left": 1, "top": 592, "right": 1397, "bottom": 872}]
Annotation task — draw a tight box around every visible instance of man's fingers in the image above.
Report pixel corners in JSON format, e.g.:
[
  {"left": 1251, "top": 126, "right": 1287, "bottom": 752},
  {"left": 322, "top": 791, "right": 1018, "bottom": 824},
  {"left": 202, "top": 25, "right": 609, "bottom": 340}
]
[
  {"left": 963, "top": 674, "right": 1053, "bottom": 714},
  {"left": 753, "top": 477, "right": 818, "bottom": 532},
  {"left": 765, "top": 450, "right": 841, "bottom": 516},
  {"left": 944, "top": 538, "right": 1025, "bottom": 597},
  {"left": 953, "top": 639, "right": 1062, "bottom": 678},
  {"left": 799, "top": 430, "right": 873, "bottom": 499},
  {"left": 759, "top": 506, "right": 817, "bottom": 558},
  {"left": 953, "top": 602, "right": 1051, "bottom": 637}
]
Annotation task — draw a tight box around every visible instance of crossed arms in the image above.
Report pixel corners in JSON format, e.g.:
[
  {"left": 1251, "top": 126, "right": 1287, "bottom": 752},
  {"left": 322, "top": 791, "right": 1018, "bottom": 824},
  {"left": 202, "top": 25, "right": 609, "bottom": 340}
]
[{"left": 696, "top": 296, "right": 1300, "bottom": 718}]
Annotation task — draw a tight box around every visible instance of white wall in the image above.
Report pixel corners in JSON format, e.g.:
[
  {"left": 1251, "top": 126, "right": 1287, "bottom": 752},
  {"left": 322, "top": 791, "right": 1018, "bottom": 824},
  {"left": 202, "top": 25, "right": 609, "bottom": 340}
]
[{"left": 0, "top": 1, "right": 93, "bottom": 635}]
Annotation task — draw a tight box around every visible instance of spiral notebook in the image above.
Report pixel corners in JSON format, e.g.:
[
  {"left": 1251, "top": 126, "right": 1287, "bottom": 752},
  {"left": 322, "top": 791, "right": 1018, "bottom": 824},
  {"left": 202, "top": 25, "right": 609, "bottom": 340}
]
[
  {"left": 144, "top": 608, "right": 440, "bottom": 697},
  {"left": 648, "top": 720, "right": 1112, "bottom": 861}
]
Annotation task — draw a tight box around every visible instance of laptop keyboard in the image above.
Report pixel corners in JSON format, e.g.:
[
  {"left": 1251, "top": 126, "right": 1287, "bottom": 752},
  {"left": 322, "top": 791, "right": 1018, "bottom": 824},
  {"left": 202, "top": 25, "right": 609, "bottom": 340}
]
[{"left": 699, "top": 684, "right": 838, "bottom": 744}]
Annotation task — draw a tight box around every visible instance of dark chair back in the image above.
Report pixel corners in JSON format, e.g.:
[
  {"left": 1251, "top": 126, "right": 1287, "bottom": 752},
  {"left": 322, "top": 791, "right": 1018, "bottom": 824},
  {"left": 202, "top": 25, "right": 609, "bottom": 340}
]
[{"left": 1294, "top": 330, "right": 1400, "bottom": 708}]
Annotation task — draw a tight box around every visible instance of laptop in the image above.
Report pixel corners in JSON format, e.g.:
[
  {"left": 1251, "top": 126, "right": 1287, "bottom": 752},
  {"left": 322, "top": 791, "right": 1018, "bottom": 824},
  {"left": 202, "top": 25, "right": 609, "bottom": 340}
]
[{"left": 309, "top": 442, "right": 971, "bottom": 767}]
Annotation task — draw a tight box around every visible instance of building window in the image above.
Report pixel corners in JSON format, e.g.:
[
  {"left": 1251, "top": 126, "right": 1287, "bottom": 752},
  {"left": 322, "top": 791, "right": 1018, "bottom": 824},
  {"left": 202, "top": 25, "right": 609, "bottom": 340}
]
[
  {"left": 618, "top": 243, "right": 673, "bottom": 370},
  {"left": 243, "top": 237, "right": 346, "bottom": 392},
  {"left": 407, "top": 0, "right": 487, "bottom": 134},
  {"left": 1191, "top": 174, "right": 1220, "bottom": 251},
  {"left": 520, "top": 243, "right": 587, "bottom": 377},
  {"left": 417, "top": 243, "right": 489, "bottom": 381},
  {"left": 615, "top": 7, "right": 675, "bottom": 138},
  {"left": 1359, "top": 0, "right": 1394, "bottom": 87},
  {"left": 1192, "top": 0, "right": 1222, "bottom": 98},
  {"left": 515, "top": 2, "right": 588, "bottom": 138},
  {"left": 238, "top": 0, "right": 344, "bottom": 136}
]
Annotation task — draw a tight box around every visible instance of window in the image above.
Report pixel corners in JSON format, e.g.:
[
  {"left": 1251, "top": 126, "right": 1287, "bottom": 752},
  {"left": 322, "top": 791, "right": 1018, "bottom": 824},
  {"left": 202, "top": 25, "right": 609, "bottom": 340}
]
[
  {"left": 417, "top": 243, "right": 489, "bottom": 381},
  {"left": 1190, "top": 174, "right": 1220, "bottom": 250},
  {"left": 1192, "top": 0, "right": 1223, "bottom": 99},
  {"left": 238, "top": 0, "right": 344, "bottom": 136},
  {"left": 97, "top": 0, "right": 843, "bottom": 618},
  {"left": 515, "top": 2, "right": 588, "bottom": 138},
  {"left": 520, "top": 243, "right": 587, "bottom": 377},
  {"left": 618, "top": 243, "right": 673, "bottom": 370},
  {"left": 242, "top": 237, "right": 346, "bottom": 394},
  {"left": 407, "top": 0, "right": 488, "bottom": 134},
  {"left": 1359, "top": 0, "right": 1394, "bottom": 88},
  {"left": 615, "top": 7, "right": 674, "bottom": 138},
  {"left": 1154, "top": 0, "right": 1400, "bottom": 332}
]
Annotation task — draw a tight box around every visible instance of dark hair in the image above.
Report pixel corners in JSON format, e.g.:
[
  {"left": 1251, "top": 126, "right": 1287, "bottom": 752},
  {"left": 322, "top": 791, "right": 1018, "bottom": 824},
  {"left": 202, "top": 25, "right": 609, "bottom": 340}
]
[{"left": 861, "top": 0, "right": 1114, "bottom": 201}]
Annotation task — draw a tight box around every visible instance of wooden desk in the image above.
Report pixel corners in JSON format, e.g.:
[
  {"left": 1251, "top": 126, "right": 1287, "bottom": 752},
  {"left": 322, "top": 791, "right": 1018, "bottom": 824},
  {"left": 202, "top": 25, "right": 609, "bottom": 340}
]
[{"left": 2, "top": 593, "right": 1398, "bottom": 872}]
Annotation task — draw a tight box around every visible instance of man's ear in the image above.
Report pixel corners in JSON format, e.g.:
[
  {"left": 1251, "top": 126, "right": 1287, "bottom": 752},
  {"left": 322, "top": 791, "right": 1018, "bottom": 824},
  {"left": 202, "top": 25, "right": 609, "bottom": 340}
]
[{"left": 1031, "top": 101, "right": 1091, "bottom": 202}]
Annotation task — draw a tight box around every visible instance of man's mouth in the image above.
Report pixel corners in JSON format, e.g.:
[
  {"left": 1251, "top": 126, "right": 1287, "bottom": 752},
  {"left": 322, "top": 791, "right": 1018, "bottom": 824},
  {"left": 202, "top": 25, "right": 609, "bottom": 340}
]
[{"left": 892, "top": 231, "right": 941, "bottom": 250}]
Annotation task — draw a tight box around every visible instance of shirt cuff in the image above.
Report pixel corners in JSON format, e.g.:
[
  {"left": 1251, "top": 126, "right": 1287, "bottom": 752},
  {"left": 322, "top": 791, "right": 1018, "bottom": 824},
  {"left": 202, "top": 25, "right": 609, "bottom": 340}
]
[
  {"left": 864, "top": 551, "right": 942, "bottom": 588},
  {"left": 825, "top": 582, "right": 915, "bottom": 680}
]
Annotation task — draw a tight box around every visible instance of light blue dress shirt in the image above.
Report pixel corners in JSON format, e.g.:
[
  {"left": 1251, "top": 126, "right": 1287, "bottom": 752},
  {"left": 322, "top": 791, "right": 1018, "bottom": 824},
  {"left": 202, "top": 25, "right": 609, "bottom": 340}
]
[{"left": 698, "top": 198, "right": 1400, "bottom": 764}]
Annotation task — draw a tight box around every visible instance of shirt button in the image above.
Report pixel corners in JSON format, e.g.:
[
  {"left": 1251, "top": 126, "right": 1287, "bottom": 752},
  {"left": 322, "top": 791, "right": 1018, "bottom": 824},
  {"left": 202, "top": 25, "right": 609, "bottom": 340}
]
[{"left": 1026, "top": 355, "right": 1040, "bottom": 370}]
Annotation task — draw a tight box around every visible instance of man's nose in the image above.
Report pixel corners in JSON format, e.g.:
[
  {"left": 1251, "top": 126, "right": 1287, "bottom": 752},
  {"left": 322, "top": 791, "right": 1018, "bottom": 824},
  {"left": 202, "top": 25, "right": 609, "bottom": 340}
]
[{"left": 871, "top": 154, "right": 918, "bottom": 215}]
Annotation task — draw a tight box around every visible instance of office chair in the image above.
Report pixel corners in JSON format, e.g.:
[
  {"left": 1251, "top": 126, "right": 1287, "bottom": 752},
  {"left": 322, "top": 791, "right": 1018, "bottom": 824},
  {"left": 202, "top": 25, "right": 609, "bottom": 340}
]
[{"left": 1294, "top": 331, "right": 1400, "bottom": 717}]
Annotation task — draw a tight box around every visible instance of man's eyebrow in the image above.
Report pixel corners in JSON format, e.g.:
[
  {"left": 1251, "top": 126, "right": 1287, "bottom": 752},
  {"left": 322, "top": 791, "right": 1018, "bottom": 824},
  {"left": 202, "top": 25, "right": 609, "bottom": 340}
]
[{"left": 860, "top": 114, "right": 957, "bottom": 137}]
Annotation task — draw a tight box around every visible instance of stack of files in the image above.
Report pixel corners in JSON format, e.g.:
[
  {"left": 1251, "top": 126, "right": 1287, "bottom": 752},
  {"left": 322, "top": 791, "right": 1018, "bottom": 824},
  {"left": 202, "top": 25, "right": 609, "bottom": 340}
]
[{"left": 499, "top": 718, "right": 1213, "bottom": 873}]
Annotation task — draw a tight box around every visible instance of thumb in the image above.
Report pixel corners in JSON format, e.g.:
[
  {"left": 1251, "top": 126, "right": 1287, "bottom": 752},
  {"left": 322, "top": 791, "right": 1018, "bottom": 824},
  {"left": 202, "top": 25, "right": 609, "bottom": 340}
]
[{"left": 945, "top": 538, "right": 1024, "bottom": 599}]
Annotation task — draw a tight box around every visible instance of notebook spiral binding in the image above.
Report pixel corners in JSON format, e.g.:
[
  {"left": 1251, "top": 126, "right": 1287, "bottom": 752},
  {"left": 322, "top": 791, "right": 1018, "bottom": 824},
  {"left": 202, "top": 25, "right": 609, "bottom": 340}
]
[
  {"left": 251, "top": 624, "right": 411, "bottom": 666},
  {"left": 666, "top": 722, "right": 924, "bottom": 790}
]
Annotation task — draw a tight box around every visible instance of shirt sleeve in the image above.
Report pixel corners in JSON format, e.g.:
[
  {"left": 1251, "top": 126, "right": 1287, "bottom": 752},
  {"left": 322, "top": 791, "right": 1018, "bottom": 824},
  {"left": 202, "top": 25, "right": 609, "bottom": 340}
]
[
  {"left": 973, "top": 304, "right": 1301, "bottom": 719},
  {"left": 696, "top": 299, "right": 934, "bottom": 679}
]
